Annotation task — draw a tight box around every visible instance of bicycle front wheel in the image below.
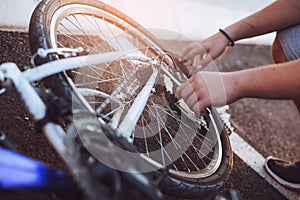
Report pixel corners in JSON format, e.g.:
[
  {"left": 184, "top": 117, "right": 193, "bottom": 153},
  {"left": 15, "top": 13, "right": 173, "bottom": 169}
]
[{"left": 29, "top": 0, "right": 233, "bottom": 198}]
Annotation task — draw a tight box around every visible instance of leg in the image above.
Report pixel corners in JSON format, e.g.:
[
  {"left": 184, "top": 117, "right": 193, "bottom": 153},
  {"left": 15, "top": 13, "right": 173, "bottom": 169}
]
[
  {"left": 271, "top": 36, "right": 287, "bottom": 64},
  {"left": 272, "top": 37, "right": 300, "bottom": 113},
  {"left": 293, "top": 98, "right": 300, "bottom": 113},
  {"left": 264, "top": 25, "right": 300, "bottom": 191},
  {"left": 273, "top": 25, "right": 300, "bottom": 113}
]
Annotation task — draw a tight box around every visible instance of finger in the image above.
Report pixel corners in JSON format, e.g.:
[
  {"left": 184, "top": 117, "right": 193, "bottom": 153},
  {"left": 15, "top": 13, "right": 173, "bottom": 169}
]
[
  {"left": 192, "top": 102, "right": 207, "bottom": 117},
  {"left": 175, "top": 82, "right": 189, "bottom": 99},
  {"left": 178, "top": 57, "right": 194, "bottom": 69},
  {"left": 180, "top": 83, "right": 194, "bottom": 100},
  {"left": 195, "top": 64, "right": 205, "bottom": 71},
  {"left": 180, "top": 45, "right": 207, "bottom": 63},
  {"left": 192, "top": 102, "right": 202, "bottom": 117},
  {"left": 199, "top": 53, "right": 213, "bottom": 67},
  {"left": 183, "top": 47, "right": 206, "bottom": 63},
  {"left": 180, "top": 43, "right": 198, "bottom": 58},
  {"left": 186, "top": 91, "right": 199, "bottom": 108},
  {"left": 175, "top": 84, "right": 183, "bottom": 99}
]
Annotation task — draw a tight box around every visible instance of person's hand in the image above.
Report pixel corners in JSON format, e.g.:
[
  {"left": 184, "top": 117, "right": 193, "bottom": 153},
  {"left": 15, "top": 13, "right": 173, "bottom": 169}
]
[
  {"left": 179, "top": 33, "right": 230, "bottom": 69},
  {"left": 175, "top": 71, "right": 239, "bottom": 116}
]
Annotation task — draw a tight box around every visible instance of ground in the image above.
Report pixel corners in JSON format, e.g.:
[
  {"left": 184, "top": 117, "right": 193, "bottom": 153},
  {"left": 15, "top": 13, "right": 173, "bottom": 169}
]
[{"left": 1, "top": 30, "right": 299, "bottom": 199}]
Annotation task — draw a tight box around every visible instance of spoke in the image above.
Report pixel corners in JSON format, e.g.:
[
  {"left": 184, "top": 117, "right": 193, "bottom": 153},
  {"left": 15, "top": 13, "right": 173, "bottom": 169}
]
[
  {"left": 141, "top": 119, "right": 150, "bottom": 157},
  {"left": 149, "top": 101, "right": 195, "bottom": 140},
  {"left": 148, "top": 98, "right": 210, "bottom": 143},
  {"left": 92, "top": 17, "right": 114, "bottom": 52},
  {"left": 146, "top": 104, "right": 181, "bottom": 150},
  {"left": 103, "top": 100, "right": 132, "bottom": 119},
  {"left": 73, "top": 73, "right": 120, "bottom": 85},
  {"left": 118, "top": 68, "right": 158, "bottom": 140},
  {"left": 141, "top": 122, "right": 173, "bottom": 163},
  {"left": 57, "top": 29, "right": 98, "bottom": 52},
  {"left": 143, "top": 95, "right": 215, "bottom": 167},
  {"left": 105, "top": 21, "right": 124, "bottom": 51},
  {"left": 87, "top": 14, "right": 124, "bottom": 53},
  {"left": 179, "top": 155, "right": 192, "bottom": 173},
  {"left": 148, "top": 99, "right": 213, "bottom": 144},
  {"left": 73, "top": 64, "right": 126, "bottom": 81},
  {"left": 146, "top": 101, "right": 183, "bottom": 165},
  {"left": 58, "top": 21, "right": 101, "bottom": 53},
  {"left": 154, "top": 134, "right": 174, "bottom": 165},
  {"left": 192, "top": 144, "right": 212, "bottom": 166},
  {"left": 183, "top": 152, "right": 200, "bottom": 171},
  {"left": 109, "top": 105, "right": 125, "bottom": 129},
  {"left": 157, "top": 119, "right": 166, "bottom": 166},
  {"left": 172, "top": 164, "right": 179, "bottom": 171},
  {"left": 71, "top": 14, "right": 99, "bottom": 48},
  {"left": 119, "top": 60, "right": 134, "bottom": 78},
  {"left": 75, "top": 79, "right": 118, "bottom": 87},
  {"left": 96, "top": 65, "right": 140, "bottom": 114}
]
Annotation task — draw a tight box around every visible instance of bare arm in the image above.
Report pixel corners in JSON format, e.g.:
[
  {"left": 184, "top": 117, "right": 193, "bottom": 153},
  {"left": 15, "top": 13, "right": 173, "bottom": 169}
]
[
  {"left": 235, "top": 59, "right": 300, "bottom": 100},
  {"left": 175, "top": 59, "right": 300, "bottom": 115},
  {"left": 225, "top": 0, "right": 300, "bottom": 42},
  {"left": 181, "top": 0, "right": 300, "bottom": 67}
]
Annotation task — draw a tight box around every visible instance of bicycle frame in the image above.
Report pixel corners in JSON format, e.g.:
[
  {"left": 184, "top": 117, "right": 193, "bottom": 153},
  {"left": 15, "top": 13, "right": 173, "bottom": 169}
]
[
  {"left": 0, "top": 49, "right": 182, "bottom": 161},
  {"left": 0, "top": 146, "right": 71, "bottom": 190},
  {"left": 0, "top": 49, "right": 171, "bottom": 199}
]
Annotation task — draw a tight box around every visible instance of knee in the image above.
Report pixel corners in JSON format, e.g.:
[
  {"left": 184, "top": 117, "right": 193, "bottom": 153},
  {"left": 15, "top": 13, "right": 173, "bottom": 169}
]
[
  {"left": 293, "top": 99, "right": 300, "bottom": 113},
  {"left": 271, "top": 36, "right": 287, "bottom": 64}
]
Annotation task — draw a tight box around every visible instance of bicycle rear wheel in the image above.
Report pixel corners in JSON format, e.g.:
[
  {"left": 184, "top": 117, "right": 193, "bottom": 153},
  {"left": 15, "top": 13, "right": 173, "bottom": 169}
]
[{"left": 29, "top": 0, "right": 233, "bottom": 198}]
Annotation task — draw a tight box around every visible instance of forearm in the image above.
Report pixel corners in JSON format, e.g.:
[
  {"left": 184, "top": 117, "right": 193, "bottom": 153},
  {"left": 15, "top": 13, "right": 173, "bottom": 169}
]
[
  {"left": 234, "top": 59, "right": 300, "bottom": 100},
  {"left": 223, "top": 0, "right": 300, "bottom": 42}
]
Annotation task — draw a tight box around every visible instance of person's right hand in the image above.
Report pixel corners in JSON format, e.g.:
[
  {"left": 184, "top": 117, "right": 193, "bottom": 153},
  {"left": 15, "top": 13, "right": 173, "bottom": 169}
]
[
  {"left": 179, "top": 32, "right": 231, "bottom": 69},
  {"left": 175, "top": 71, "right": 240, "bottom": 116}
]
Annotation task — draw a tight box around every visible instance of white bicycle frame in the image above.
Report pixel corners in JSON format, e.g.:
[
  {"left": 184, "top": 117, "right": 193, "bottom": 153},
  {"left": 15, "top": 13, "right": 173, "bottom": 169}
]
[{"left": 0, "top": 50, "right": 183, "bottom": 162}]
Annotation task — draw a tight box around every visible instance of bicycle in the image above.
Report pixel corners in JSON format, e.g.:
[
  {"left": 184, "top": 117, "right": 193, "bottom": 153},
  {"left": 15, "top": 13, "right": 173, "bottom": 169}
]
[{"left": 0, "top": 0, "right": 234, "bottom": 199}]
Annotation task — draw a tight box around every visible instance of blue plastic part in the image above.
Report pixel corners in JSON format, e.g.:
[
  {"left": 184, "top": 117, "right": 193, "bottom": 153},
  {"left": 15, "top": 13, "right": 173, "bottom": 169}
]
[{"left": 0, "top": 147, "right": 70, "bottom": 189}]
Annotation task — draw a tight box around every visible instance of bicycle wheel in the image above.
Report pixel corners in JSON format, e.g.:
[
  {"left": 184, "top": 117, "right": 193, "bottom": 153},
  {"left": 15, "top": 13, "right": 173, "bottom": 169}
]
[{"left": 29, "top": 0, "right": 233, "bottom": 198}]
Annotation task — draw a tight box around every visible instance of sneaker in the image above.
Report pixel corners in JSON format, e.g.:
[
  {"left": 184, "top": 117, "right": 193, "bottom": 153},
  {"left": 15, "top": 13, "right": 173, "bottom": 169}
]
[{"left": 264, "top": 156, "right": 300, "bottom": 191}]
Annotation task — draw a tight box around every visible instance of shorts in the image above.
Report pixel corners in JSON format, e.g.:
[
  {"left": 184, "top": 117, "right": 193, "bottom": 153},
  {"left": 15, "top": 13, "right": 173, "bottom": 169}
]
[{"left": 277, "top": 24, "right": 300, "bottom": 61}]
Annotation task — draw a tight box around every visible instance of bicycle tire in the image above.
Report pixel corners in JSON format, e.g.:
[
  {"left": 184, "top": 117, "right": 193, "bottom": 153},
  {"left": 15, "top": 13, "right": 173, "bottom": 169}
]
[{"left": 29, "top": 0, "right": 233, "bottom": 198}]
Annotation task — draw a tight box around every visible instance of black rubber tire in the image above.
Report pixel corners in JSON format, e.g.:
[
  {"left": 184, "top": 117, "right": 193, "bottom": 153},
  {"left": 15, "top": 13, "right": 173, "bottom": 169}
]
[
  {"left": 156, "top": 110, "right": 233, "bottom": 198},
  {"left": 29, "top": 0, "right": 233, "bottom": 198}
]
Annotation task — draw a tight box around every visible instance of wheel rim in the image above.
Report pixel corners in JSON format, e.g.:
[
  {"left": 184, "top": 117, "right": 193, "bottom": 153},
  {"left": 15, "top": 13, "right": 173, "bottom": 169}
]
[{"left": 47, "top": 2, "right": 223, "bottom": 178}]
